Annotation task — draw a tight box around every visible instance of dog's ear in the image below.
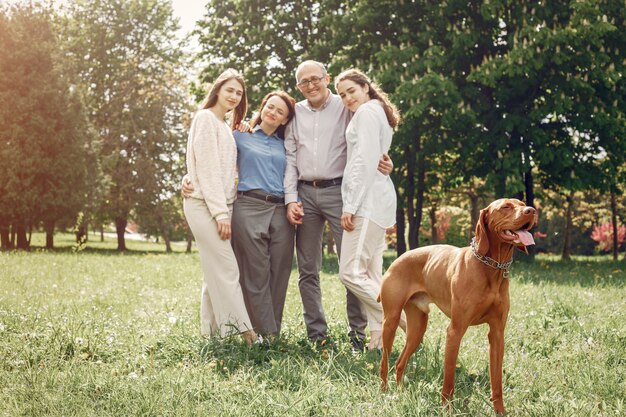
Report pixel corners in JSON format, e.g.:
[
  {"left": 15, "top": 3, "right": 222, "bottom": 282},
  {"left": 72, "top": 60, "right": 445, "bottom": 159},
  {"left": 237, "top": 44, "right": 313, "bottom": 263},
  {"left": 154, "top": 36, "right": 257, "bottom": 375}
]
[{"left": 474, "top": 208, "right": 489, "bottom": 255}]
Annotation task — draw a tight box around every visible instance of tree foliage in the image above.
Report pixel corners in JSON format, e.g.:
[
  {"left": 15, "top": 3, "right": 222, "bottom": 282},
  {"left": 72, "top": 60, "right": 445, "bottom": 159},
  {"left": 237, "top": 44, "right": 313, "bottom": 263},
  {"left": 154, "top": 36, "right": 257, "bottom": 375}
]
[
  {"left": 58, "top": 0, "right": 188, "bottom": 251},
  {"left": 0, "top": 3, "right": 95, "bottom": 249}
]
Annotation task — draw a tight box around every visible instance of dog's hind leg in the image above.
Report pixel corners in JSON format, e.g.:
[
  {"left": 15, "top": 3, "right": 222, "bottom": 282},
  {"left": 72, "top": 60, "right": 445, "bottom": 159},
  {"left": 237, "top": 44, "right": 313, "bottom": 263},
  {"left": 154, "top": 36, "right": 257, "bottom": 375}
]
[
  {"left": 379, "top": 309, "right": 402, "bottom": 391},
  {"left": 394, "top": 300, "right": 428, "bottom": 385}
]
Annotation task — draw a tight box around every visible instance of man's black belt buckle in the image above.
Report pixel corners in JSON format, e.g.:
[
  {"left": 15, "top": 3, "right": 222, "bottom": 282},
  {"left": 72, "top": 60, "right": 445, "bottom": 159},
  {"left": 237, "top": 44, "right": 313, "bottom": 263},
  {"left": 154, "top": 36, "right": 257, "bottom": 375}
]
[
  {"left": 300, "top": 177, "right": 343, "bottom": 188},
  {"left": 239, "top": 190, "right": 284, "bottom": 204}
]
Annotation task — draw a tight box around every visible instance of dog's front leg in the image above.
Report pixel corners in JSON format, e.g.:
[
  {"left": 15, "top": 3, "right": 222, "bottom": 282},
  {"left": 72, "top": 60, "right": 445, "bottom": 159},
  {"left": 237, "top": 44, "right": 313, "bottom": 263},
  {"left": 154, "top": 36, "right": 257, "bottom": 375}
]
[
  {"left": 488, "top": 320, "right": 507, "bottom": 415},
  {"left": 441, "top": 318, "right": 469, "bottom": 407}
]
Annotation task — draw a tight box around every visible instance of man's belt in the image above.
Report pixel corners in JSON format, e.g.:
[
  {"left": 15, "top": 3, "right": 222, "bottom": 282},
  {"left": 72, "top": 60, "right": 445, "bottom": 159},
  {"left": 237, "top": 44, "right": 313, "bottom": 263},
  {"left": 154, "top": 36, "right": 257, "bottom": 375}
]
[
  {"left": 298, "top": 177, "right": 343, "bottom": 188},
  {"left": 238, "top": 190, "right": 284, "bottom": 204}
]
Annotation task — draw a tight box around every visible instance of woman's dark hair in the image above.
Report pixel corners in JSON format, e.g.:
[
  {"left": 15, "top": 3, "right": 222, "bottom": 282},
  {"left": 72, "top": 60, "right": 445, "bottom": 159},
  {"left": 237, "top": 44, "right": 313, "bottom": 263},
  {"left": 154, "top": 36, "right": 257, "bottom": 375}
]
[
  {"left": 199, "top": 68, "right": 247, "bottom": 128},
  {"left": 334, "top": 68, "right": 401, "bottom": 128},
  {"left": 249, "top": 90, "right": 296, "bottom": 139}
]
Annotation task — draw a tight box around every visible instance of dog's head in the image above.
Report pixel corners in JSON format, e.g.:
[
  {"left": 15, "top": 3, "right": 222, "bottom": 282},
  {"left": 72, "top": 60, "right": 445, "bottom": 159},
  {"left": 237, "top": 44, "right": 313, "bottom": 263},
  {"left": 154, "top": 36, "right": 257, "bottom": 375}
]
[{"left": 474, "top": 198, "right": 538, "bottom": 255}]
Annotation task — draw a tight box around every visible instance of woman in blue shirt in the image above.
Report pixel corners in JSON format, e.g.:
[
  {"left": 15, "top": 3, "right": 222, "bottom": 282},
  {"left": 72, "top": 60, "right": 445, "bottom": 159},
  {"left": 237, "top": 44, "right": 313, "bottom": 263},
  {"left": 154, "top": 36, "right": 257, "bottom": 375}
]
[{"left": 231, "top": 91, "right": 297, "bottom": 338}]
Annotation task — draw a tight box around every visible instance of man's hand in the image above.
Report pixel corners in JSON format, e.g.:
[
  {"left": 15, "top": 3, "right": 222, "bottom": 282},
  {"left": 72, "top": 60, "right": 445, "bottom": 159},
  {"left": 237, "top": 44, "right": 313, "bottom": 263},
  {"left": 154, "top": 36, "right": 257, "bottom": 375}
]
[
  {"left": 216, "top": 219, "right": 231, "bottom": 240},
  {"left": 181, "top": 175, "right": 194, "bottom": 198},
  {"left": 235, "top": 120, "right": 252, "bottom": 133},
  {"left": 341, "top": 212, "right": 355, "bottom": 232},
  {"left": 286, "top": 202, "right": 304, "bottom": 225},
  {"left": 377, "top": 153, "right": 394, "bottom": 176}
]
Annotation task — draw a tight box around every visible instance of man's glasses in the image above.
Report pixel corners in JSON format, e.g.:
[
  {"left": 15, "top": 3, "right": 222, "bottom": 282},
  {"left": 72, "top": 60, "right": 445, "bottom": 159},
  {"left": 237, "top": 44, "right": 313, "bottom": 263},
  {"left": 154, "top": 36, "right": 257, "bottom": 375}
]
[{"left": 297, "top": 75, "right": 325, "bottom": 88}]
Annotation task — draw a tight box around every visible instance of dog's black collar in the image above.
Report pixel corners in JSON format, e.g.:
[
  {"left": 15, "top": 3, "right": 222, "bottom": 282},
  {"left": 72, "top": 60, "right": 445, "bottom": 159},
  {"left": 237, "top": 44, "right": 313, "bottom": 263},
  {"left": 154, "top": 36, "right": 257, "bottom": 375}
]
[{"left": 470, "top": 238, "right": 513, "bottom": 278}]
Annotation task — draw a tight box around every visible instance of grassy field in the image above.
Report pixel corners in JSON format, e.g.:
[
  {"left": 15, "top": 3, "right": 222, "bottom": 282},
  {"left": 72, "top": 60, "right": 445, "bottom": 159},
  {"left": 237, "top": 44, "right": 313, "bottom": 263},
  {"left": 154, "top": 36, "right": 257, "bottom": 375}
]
[{"left": 0, "top": 233, "right": 624, "bottom": 416}]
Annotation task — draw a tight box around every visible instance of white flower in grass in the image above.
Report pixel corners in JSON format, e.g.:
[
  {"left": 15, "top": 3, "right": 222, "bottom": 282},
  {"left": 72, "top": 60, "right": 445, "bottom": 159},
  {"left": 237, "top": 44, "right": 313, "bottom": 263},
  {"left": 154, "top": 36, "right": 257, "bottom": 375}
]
[
  {"left": 127, "top": 372, "right": 139, "bottom": 379},
  {"left": 167, "top": 313, "right": 177, "bottom": 324},
  {"left": 0, "top": 322, "right": 5, "bottom": 332},
  {"left": 75, "top": 337, "right": 84, "bottom": 345}
]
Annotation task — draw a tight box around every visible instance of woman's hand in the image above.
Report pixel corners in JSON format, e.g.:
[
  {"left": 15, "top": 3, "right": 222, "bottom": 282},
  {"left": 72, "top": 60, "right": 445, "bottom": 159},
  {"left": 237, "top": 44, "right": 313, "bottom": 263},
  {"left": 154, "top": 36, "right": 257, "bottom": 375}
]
[
  {"left": 181, "top": 175, "right": 194, "bottom": 198},
  {"left": 235, "top": 120, "right": 252, "bottom": 133},
  {"left": 216, "top": 219, "right": 231, "bottom": 240},
  {"left": 377, "top": 153, "right": 394, "bottom": 175},
  {"left": 341, "top": 212, "right": 355, "bottom": 232}
]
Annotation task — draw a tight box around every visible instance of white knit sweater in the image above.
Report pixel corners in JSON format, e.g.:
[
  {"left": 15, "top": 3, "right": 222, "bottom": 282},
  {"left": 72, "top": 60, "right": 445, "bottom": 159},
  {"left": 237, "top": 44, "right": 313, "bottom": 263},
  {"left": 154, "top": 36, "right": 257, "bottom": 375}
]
[{"left": 185, "top": 109, "right": 237, "bottom": 221}]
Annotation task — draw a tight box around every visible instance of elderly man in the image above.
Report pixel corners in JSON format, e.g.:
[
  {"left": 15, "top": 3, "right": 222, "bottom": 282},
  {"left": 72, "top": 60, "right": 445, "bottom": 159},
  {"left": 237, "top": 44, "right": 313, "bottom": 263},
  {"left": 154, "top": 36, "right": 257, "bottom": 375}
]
[{"left": 285, "top": 60, "right": 393, "bottom": 350}]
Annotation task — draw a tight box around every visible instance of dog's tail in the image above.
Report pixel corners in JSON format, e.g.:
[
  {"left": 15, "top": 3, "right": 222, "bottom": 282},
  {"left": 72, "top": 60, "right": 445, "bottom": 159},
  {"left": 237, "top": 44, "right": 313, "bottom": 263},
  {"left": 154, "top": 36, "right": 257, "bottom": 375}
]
[{"left": 376, "top": 293, "right": 381, "bottom": 303}]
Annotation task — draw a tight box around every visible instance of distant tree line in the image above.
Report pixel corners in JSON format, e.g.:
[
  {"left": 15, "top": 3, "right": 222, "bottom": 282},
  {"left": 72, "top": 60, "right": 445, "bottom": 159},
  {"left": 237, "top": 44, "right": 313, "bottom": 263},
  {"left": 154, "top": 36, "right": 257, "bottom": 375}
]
[{"left": 0, "top": 0, "right": 624, "bottom": 260}]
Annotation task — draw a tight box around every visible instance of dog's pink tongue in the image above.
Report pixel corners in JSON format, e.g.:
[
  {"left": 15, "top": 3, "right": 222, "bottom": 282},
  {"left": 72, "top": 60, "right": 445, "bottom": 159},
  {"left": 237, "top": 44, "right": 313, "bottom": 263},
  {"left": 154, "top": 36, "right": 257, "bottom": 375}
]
[{"left": 516, "top": 230, "right": 535, "bottom": 246}]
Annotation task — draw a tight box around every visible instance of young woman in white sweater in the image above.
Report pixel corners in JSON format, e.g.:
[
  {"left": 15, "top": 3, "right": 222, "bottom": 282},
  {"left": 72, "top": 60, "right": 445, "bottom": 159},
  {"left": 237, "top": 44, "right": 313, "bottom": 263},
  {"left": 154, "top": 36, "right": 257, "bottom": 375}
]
[
  {"left": 335, "top": 69, "right": 401, "bottom": 351},
  {"left": 183, "top": 68, "right": 256, "bottom": 345}
]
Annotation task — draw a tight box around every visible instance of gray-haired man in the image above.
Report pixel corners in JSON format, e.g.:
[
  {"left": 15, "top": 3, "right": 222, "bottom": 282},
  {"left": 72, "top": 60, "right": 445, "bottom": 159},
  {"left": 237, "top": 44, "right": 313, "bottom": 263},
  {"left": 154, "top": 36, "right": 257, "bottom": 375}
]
[{"left": 285, "top": 60, "right": 393, "bottom": 350}]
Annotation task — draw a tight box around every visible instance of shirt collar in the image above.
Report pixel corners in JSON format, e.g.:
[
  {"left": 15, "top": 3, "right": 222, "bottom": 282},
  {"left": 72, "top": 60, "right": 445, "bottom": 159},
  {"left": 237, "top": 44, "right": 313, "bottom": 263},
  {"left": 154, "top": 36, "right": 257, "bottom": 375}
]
[
  {"left": 253, "top": 124, "right": 280, "bottom": 140},
  {"left": 304, "top": 89, "right": 333, "bottom": 112}
]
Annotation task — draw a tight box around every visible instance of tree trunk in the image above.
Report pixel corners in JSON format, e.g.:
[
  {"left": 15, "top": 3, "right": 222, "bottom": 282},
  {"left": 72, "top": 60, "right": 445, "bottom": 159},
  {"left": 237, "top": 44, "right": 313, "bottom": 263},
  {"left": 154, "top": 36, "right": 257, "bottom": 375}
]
[
  {"left": 326, "top": 226, "right": 335, "bottom": 255},
  {"left": 405, "top": 142, "right": 417, "bottom": 249},
  {"left": 186, "top": 228, "right": 193, "bottom": 253},
  {"left": 429, "top": 204, "right": 438, "bottom": 244},
  {"left": 115, "top": 216, "right": 127, "bottom": 251},
  {"left": 160, "top": 222, "right": 172, "bottom": 253},
  {"left": 395, "top": 205, "right": 406, "bottom": 256},
  {"left": 163, "top": 234, "right": 172, "bottom": 253},
  {"left": 0, "top": 220, "right": 10, "bottom": 249},
  {"left": 75, "top": 213, "right": 87, "bottom": 245},
  {"left": 610, "top": 186, "right": 618, "bottom": 261},
  {"left": 45, "top": 219, "right": 55, "bottom": 249},
  {"left": 468, "top": 192, "right": 479, "bottom": 244},
  {"left": 10, "top": 225, "right": 16, "bottom": 247},
  {"left": 561, "top": 193, "right": 573, "bottom": 261},
  {"left": 15, "top": 221, "right": 28, "bottom": 250},
  {"left": 412, "top": 145, "right": 426, "bottom": 249},
  {"left": 524, "top": 169, "right": 536, "bottom": 261},
  {"left": 100, "top": 224, "right": 104, "bottom": 242}
]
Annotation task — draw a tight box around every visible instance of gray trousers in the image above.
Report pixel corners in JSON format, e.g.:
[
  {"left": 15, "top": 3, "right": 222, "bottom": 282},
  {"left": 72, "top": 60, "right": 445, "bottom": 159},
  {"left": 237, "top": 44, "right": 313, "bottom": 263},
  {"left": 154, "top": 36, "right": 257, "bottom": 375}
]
[
  {"left": 231, "top": 194, "right": 295, "bottom": 336},
  {"left": 296, "top": 183, "right": 367, "bottom": 341}
]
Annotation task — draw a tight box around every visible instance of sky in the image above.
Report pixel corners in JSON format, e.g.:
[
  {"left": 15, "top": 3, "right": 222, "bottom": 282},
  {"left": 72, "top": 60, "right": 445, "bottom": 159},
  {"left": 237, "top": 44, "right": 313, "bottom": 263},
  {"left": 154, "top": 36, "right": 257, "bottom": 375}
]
[
  {"left": 170, "top": 0, "right": 206, "bottom": 37},
  {"left": 4, "top": 0, "right": 207, "bottom": 37}
]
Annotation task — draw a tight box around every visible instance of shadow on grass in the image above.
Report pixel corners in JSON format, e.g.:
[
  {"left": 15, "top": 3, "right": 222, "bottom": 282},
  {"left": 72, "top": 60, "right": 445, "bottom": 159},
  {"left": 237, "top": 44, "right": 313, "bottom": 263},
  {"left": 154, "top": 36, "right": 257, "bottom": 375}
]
[{"left": 151, "top": 327, "right": 385, "bottom": 389}]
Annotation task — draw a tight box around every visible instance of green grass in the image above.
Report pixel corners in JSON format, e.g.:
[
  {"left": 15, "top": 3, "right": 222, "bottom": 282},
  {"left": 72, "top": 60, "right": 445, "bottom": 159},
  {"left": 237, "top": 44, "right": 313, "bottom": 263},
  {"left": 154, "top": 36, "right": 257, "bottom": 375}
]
[{"left": 0, "top": 233, "right": 624, "bottom": 416}]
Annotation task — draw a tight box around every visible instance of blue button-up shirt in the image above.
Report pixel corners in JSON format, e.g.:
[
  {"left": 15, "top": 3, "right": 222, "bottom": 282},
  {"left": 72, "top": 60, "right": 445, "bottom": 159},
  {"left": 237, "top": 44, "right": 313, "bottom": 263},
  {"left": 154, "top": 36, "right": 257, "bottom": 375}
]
[{"left": 234, "top": 126, "right": 286, "bottom": 197}]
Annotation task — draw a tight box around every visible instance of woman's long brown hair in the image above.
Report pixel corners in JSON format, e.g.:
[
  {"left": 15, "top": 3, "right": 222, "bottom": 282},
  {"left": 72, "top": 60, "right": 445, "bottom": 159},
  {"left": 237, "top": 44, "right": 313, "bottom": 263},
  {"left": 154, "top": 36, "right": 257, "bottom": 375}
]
[
  {"left": 199, "top": 68, "right": 247, "bottom": 129},
  {"left": 334, "top": 68, "right": 401, "bottom": 128}
]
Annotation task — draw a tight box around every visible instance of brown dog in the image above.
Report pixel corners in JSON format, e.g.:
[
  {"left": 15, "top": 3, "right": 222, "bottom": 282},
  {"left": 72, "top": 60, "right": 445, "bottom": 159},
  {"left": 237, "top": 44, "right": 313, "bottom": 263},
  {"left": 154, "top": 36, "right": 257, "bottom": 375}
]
[{"left": 378, "top": 198, "right": 537, "bottom": 415}]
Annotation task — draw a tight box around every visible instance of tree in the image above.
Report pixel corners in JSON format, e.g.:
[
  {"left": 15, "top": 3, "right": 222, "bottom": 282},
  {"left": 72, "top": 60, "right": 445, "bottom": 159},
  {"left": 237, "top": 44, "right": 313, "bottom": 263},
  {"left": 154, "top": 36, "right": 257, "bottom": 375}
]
[
  {"left": 59, "top": 0, "right": 188, "bottom": 251},
  {"left": 195, "top": 0, "right": 319, "bottom": 105},
  {"left": 0, "top": 3, "right": 94, "bottom": 250}
]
